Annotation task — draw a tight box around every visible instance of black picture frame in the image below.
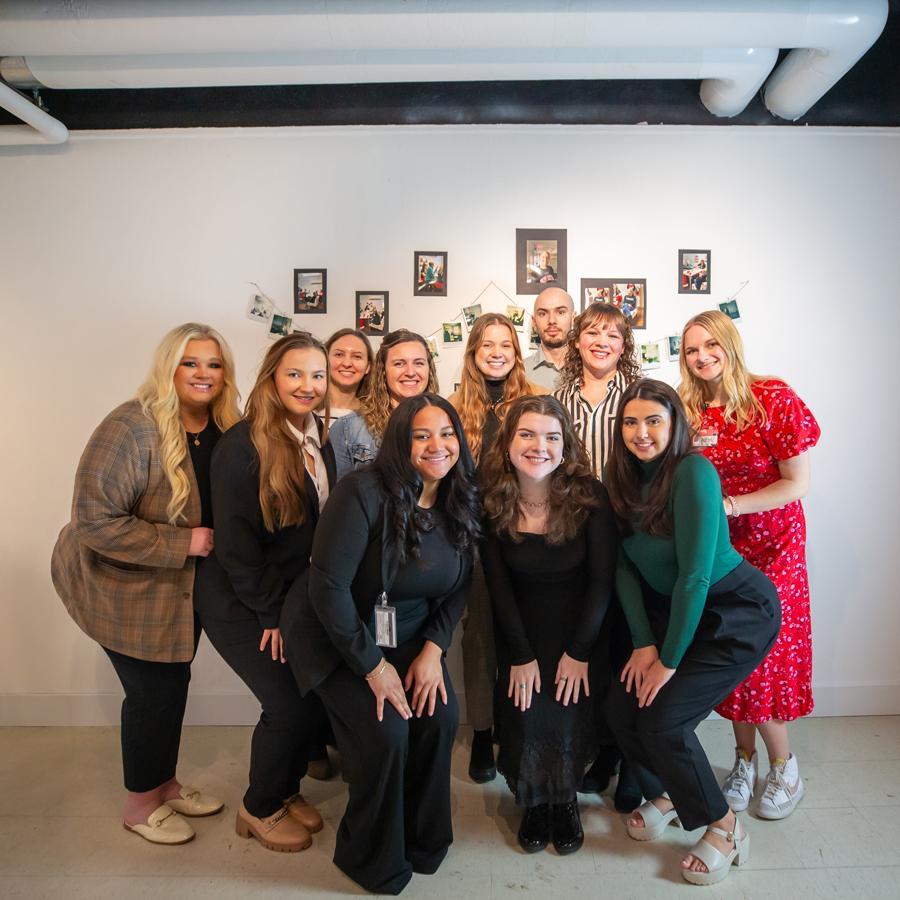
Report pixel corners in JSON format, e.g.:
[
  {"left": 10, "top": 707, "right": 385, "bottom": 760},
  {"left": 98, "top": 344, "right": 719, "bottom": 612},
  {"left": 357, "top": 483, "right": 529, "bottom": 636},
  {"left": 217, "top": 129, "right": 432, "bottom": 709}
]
[
  {"left": 355, "top": 291, "right": 389, "bottom": 336},
  {"left": 293, "top": 268, "right": 327, "bottom": 314},
  {"left": 413, "top": 250, "right": 448, "bottom": 297},
  {"left": 516, "top": 228, "right": 567, "bottom": 294},
  {"left": 678, "top": 249, "right": 711, "bottom": 295}
]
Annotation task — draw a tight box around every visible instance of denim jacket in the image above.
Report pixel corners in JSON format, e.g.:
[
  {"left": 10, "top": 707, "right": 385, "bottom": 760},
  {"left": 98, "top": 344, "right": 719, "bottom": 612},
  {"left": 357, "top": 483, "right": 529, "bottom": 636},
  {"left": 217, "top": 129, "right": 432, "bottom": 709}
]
[{"left": 328, "top": 411, "right": 380, "bottom": 479}]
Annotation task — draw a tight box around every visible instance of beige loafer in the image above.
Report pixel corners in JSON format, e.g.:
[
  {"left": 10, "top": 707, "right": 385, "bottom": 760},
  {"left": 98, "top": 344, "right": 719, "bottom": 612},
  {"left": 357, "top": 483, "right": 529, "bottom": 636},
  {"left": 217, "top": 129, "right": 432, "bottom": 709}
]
[
  {"left": 165, "top": 785, "right": 225, "bottom": 817},
  {"left": 235, "top": 803, "right": 312, "bottom": 852},
  {"left": 285, "top": 793, "right": 324, "bottom": 833},
  {"left": 124, "top": 804, "right": 195, "bottom": 845}
]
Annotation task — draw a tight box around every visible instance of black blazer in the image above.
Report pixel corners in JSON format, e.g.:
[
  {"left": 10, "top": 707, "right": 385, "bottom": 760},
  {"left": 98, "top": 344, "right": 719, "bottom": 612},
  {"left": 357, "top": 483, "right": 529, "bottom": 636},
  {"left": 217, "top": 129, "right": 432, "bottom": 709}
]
[
  {"left": 194, "top": 417, "right": 336, "bottom": 629},
  {"left": 281, "top": 468, "right": 473, "bottom": 695}
]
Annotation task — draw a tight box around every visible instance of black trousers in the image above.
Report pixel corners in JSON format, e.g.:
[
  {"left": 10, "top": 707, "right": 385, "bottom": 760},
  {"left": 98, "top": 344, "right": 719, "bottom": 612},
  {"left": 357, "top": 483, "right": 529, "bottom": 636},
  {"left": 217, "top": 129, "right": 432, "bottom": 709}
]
[
  {"left": 196, "top": 592, "right": 326, "bottom": 818},
  {"left": 316, "top": 635, "right": 459, "bottom": 896},
  {"left": 606, "top": 561, "right": 780, "bottom": 830},
  {"left": 102, "top": 615, "right": 200, "bottom": 794}
]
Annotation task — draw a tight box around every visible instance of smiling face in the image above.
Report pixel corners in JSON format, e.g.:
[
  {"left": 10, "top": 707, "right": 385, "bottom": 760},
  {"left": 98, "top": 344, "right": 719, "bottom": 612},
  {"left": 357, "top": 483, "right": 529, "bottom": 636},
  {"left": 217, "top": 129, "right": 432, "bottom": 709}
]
[
  {"left": 328, "top": 334, "right": 370, "bottom": 390},
  {"left": 273, "top": 347, "right": 328, "bottom": 429},
  {"left": 533, "top": 289, "right": 574, "bottom": 350},
  {"left": 385, "top": 340, "right": 430, "bottom": 404},
  {"left": 682, "top": 323, "right": 727, "bottom": 386},
  {"left": 577, "top": 315, "right": 625, "bottom": 380},
  {"left": 409, "top": 405, "right": 460, "bottom": 486},
  {"left": 173, "top": 339, "right": 225, "bottom": 413},
  {"left": 507, "top": 411, "right": 564, "bottom": 483},
  {"left": 621, "top": 398, "right": 673, "bottom": 462},
  {"left": 474, "top": 323, "right": 517, "bottom": 380}
]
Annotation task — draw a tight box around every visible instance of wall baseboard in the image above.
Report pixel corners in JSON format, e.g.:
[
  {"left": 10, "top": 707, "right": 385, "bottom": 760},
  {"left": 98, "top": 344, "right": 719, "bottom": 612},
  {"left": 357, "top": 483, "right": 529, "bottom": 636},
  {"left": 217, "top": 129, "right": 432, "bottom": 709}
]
[{"left": 1, "top": 685, "right": 896, "bottom": 726}]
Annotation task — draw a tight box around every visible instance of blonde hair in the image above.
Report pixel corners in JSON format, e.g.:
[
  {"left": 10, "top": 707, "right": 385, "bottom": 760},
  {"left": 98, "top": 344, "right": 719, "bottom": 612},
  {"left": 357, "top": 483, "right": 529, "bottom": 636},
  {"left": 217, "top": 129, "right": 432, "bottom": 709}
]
[
  {"left": 357, "top": 329, "right": 439, "bottom": 442},
  {"left": 136, "top": 322, "right": 241, "bottom": 524},
  {"left": 453, "top": 314, "right": 538, "bottom": 464},
  {"left": 678, "top": 310, "right": 767, "bottom": 432},
  {"left": 244, "top": 332, "right": 330, "bottom": 533}
]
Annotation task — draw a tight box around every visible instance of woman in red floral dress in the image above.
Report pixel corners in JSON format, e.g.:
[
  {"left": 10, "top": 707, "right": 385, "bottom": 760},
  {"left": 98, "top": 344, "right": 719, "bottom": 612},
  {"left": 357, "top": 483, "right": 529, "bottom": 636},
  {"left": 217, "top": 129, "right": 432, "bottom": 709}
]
[{"left": 679, "top": 310, "right": 820, "bottom": 821}]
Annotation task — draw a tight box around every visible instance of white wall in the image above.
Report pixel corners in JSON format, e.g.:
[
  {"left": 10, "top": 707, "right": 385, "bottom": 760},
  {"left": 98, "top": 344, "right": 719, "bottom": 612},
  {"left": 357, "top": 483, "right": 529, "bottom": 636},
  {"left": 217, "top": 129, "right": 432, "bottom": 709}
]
[{"left": 1, "top": 124, "right": 898, "bottom": 725}]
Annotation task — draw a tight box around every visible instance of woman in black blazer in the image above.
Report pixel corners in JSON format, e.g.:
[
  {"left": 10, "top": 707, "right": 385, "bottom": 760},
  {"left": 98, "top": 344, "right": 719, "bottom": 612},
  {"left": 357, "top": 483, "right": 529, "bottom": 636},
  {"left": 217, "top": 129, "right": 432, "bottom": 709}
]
[
  {"left": 282, "top": 393, "right": 480, "bottom": 895},
  {"left": 194, "top": 332, "right": 335, "bottom": 853}
]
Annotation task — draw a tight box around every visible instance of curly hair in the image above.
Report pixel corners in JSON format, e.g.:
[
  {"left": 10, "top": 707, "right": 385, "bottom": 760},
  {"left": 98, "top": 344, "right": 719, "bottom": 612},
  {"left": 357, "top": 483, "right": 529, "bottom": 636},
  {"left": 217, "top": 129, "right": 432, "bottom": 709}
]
[
  {"left": 559, "top": 303, "right": 641, "bottom": 390},
  {"left": 678, "top": 310, "right": 768, "bottom": 432},
  {"left": 605, "top": 379, "right": 696, "bottom": 537},
  {"left": 481, "top": 395, "right": 599, "bottom": 545},
  {"left": 451, "top": 314, "right": 539, "bottom": 464},
  {"left": 357, "top": 329, "right": 439, "bottom": 442},
  {"left": 136, "top": 322, "right": 242, "bottom": 524},
  {"left": 374, "top": 393, "right": 481, "bottom": 565},
  {"left": 244, "top": 332, "right": 329, "bottom": 532}
]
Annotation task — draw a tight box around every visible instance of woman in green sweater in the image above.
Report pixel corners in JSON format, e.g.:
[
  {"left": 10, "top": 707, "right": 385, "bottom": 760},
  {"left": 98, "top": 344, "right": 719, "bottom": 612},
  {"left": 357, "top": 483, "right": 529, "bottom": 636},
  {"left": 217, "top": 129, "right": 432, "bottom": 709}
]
[{"left": 604, "top": 379, "right": 780, "bottom": 886}]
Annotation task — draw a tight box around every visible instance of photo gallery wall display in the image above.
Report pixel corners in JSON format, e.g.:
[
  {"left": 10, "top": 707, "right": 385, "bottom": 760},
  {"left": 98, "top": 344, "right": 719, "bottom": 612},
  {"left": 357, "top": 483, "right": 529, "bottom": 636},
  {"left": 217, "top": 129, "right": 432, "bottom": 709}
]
[
  {"left": 579, "top": 277, "right": 647, "bottom": 329},
  {"left": 678, "top": 250, "right": 710, "bottom": 295},
  {"left": 294, "top": 268, "right": 327, "bottom": 314},
  {"left": 414, "top": 251, "right": 448, "bottom": 297},
  {"left": 356, "top": 291, "right": 389, "bottom": 336},
  {"left": 516, "top": 228, "right": 567, "bottom": 295}
]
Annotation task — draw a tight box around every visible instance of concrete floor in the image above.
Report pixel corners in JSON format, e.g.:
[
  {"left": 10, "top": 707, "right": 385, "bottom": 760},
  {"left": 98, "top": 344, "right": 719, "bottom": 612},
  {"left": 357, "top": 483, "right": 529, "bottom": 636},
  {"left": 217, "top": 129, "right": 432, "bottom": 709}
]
[{"left": 1, "top": 716, "right": 899, "bottom": 899}]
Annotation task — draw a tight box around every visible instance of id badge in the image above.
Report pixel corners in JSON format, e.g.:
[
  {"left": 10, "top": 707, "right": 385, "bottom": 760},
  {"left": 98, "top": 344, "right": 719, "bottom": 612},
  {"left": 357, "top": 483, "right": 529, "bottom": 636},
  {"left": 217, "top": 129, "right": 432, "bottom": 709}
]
[
  {"left": 374, "top": 593, "right": 397, "bottom": 648},
  {"left": 694, "top": 425, "right": 718, "bottom": 447}
]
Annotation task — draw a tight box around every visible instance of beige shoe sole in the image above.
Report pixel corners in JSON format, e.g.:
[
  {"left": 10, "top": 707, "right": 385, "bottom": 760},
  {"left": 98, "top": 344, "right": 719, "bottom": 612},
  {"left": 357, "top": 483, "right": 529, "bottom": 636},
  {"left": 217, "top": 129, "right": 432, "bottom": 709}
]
[
  {"left": 235, "top": 810, "right": 312, "bottom": 853},
  {"left": 123, "top": 821, "right": 195, "bottom": 846}
]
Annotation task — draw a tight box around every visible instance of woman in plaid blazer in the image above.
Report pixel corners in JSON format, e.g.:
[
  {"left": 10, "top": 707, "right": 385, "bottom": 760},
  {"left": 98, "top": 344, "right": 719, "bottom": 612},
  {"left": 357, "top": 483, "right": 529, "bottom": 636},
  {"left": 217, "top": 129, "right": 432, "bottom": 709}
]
[{"left": 51, "top": 322, "right": 241, "bottom": 845}]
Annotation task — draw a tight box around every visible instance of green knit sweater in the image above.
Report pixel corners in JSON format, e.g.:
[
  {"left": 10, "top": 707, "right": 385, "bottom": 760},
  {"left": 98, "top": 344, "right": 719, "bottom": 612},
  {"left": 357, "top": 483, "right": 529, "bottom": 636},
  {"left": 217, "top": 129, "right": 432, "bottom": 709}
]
[{"left": 616, "top": 453, "right": 743, "bottom": 668}]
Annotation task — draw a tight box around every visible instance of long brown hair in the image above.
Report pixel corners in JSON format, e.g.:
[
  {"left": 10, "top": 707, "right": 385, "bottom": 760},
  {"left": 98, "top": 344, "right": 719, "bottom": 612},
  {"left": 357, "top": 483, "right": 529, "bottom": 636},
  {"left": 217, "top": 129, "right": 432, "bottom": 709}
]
[
  {"left": 326, "top": 327, "right": 374, "bottom": 402},
  {"left": 357, "top": 329, "right": 439, "bottom": 441},
  {"left": 244, "top": 332, "right": 329, "bottom": 532},
  {"left": 559, "top": 303, "right": 641, "bottom": 390},
  {"left": 453, "top": 314, "right": 538, "bottom": 464},
  {"left": 605, "top": 379, "right": 695, "bottom": 537},
  {"left": 481, "top": 395, "right": 599, "bottom": 545},
  {"left": 678, "top": 310, "right": 768, "bottom": 432}
]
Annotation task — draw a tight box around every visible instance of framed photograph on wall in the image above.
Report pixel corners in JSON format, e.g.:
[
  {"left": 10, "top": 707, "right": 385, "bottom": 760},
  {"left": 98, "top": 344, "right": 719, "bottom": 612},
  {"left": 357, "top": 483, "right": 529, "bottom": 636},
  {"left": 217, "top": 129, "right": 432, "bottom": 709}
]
[
  {"left": 356, "top": 291, "right": 389, "bottom": 336},
  {"left": 516, "top": 228, "right": 567, "bottom": 294},
  {"left": 294, "top": 268, "right": 327, "bottom": 313},
  {"left": 414, "top": 250, "right": 448, "bottom": 297},
  {"left": 678, "top": 249, "right": 710, "bottom": 295},
  {"left": 611, "top": 279, "right": 647, "bottom": 329},
  {"left": 579, "top": 278, "right": 615, "bottom": 312}
]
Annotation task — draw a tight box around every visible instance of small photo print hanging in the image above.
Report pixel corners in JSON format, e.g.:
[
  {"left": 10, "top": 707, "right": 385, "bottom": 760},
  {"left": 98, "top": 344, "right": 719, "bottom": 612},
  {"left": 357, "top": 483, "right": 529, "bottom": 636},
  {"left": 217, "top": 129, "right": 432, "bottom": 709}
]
[
  {"left": 641, "top": 341, "right": 661, "bottom": 370},
  {"left": 667, "top": 335, "right": 682, "bottom": 361},
  {"left": 718, "top": 299, "right": 741, "bottom": 320},
  {"left": 463, "top": 304, "right": 482, "bottom": 328},
  {"left": 246, "top": 293, "right": 274, "bottom": 323},
  {"left": 442, "top": 321, "right": 464, "bottom": 344},
  {"left": 268, "top": 313, "right": 292, "bottom": 340}
]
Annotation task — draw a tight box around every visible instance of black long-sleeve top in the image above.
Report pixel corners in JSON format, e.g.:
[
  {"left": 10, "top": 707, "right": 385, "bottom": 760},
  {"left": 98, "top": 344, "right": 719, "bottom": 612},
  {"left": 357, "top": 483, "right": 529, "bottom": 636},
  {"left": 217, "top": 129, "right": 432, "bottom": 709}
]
[
  {"left": 196, "top": 418, "right": 335, "bottom": 629},
  {"left": 280, "top": 469, "right": 473, "bottom": 694},
  {"left": 482, "top": 482, "right": 617, "bottom": 665}
]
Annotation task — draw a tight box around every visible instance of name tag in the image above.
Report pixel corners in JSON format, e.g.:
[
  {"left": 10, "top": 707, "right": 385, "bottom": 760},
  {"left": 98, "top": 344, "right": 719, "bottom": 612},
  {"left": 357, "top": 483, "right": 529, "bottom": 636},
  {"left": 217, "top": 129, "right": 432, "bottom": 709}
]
[
  {"left": 374, "top": 592, "right": 397, "bottom": 648},
  {"left": 694, "top": 425, "right": 718, "bottom": 447}
]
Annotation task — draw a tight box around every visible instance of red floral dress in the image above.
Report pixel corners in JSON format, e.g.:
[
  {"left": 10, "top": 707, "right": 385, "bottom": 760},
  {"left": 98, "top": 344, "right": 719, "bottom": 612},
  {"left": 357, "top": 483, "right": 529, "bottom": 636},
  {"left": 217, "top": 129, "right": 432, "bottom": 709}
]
[{"left": 699, "top": 380, "right": 820, "bottom": 724}]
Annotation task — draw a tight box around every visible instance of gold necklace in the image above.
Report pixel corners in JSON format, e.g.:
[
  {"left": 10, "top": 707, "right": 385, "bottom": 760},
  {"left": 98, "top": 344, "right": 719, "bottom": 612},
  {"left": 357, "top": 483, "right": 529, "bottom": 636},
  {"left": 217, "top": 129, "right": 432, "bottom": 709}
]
[
  {"left": 186, "top": 429, "right": 201, "bottom": 447},
  {"left": 519, "top": 497, "right": 549, "bottom": 512}
]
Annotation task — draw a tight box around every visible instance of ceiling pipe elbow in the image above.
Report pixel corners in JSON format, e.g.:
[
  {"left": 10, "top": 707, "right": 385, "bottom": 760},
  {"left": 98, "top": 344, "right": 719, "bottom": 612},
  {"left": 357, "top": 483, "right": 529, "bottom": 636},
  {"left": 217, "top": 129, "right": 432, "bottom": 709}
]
[{"left": 0, "top": 80, "right": 68, "bottom": 145}]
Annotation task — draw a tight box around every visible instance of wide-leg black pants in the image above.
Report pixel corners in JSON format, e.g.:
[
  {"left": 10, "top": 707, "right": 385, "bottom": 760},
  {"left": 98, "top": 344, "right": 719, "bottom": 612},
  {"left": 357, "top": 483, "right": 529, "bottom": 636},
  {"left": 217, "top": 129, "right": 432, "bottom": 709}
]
[
  {"left": 315, "top": 635, "right": 459, "bottom": 896},
  {"left": 606, "top": 560, "right": 780, "bottom": 830},
  {"left": 195, "top": 590, "right": 327, "bottom": 818}
]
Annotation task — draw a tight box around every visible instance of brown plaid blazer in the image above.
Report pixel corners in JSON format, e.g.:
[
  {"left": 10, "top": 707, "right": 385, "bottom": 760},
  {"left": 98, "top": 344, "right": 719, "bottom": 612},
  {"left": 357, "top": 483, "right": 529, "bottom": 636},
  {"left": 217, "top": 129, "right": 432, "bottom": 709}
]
[{"left": 51, "top": 400, "right": 200, "bottom": 662}]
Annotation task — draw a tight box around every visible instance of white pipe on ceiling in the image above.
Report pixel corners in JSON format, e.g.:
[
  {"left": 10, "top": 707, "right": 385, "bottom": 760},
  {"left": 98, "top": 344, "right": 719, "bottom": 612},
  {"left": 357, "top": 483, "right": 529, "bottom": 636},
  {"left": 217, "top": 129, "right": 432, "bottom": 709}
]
[
  {"left": 0, "top": 81, "right": 68, "bottom": 145},
  {"left": 0, "top": 0, "right": 889, "bottom": 145}
]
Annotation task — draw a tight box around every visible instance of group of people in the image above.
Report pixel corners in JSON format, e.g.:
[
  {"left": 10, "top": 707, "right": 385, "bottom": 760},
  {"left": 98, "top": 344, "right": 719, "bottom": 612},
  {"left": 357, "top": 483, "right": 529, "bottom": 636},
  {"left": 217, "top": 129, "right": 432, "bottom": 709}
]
[{"left": 52, "top": 285, "right": 819, "bottom": 894}]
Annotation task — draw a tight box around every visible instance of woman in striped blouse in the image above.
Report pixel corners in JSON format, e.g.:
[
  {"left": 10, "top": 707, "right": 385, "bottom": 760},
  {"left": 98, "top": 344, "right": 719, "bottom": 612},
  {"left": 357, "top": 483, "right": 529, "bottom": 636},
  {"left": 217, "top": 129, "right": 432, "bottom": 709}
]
[{"left": 552, "top": 301, "right": 644, "bottom": 811}]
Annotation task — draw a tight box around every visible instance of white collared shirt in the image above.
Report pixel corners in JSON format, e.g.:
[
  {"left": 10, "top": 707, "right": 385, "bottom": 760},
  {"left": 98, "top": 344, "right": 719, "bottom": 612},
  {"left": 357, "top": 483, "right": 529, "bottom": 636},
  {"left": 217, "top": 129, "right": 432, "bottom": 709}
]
[{"left": 286, "top": 415, "right": 330, "bottom": 508}]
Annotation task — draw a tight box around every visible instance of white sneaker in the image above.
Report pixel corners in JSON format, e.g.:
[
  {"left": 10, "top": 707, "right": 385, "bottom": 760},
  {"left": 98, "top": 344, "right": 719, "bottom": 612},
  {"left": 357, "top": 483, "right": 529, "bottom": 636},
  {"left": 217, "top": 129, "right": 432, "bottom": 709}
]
[
  {"left": 722, "top": 750, "right": 758, "bottom": 813},
  {"left": 757, "top": 754, "right": 805, "bottom": 820}
]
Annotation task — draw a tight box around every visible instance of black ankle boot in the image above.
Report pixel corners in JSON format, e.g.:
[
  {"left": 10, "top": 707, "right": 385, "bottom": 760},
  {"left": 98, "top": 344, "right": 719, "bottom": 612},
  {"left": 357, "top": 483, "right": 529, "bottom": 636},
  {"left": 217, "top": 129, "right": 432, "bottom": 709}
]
[
  {"left": 517, "top": 803, "right": 550, "bottom": 853},
  {"left": 551, "top": 800, "right": 584, "bottom": 855},
  {"left": 468, "top": 728, "right": 496, "bottom": 783},
  {"left": 614, "top": 759, "right": 644, "bottom": 813},
  {"left": 580, "top": 746, "right": 620, "bottom": 794}
]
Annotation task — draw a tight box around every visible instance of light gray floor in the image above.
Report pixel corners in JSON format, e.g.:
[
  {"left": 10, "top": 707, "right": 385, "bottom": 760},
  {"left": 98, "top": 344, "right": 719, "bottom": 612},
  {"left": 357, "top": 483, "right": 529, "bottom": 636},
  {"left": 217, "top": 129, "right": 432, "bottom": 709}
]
[{"left": 1, "top": 716, "right": 899, "bottom": 899}]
